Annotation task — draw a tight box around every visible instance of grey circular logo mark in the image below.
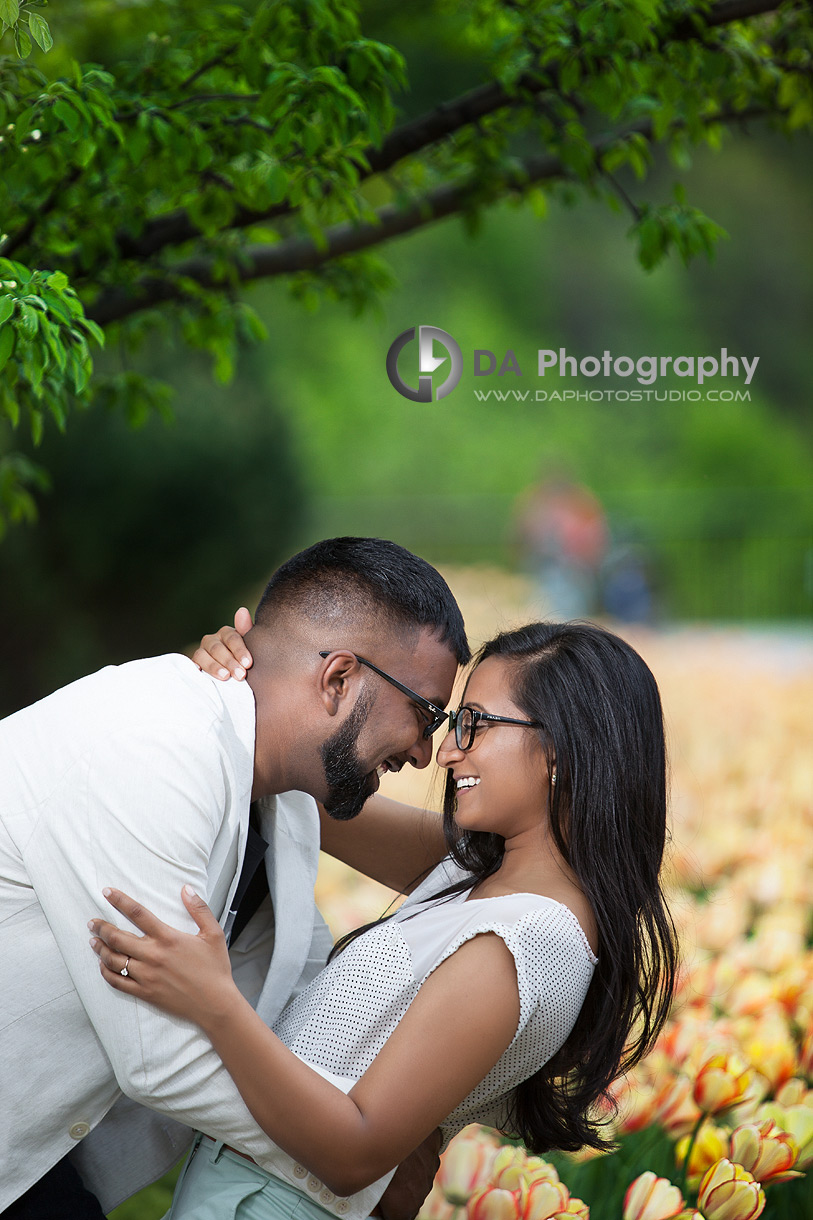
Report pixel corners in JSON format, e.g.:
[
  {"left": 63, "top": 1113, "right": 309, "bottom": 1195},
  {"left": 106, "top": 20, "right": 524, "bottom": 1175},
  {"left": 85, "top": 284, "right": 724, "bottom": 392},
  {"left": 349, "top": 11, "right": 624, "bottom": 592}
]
[{"left": 386, "top": 326, "right": 463, "bottom": 402}]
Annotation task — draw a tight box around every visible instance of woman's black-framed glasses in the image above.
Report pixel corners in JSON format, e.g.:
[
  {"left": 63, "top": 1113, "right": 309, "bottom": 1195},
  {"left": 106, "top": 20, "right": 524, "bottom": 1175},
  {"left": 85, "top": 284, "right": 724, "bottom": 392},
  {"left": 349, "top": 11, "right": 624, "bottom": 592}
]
[
  {"left": 448, "top": 705, "right": 542, "bottom": 752},
  {"left": 318, "top": 651, "right": 449, "bottom": 739}
]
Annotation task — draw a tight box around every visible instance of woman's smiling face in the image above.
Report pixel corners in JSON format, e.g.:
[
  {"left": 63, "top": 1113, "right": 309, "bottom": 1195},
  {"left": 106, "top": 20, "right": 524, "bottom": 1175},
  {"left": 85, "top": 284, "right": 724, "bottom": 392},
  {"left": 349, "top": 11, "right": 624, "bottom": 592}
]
[{"left": 436, "top": 654, "right": 553, "bottom": 841}]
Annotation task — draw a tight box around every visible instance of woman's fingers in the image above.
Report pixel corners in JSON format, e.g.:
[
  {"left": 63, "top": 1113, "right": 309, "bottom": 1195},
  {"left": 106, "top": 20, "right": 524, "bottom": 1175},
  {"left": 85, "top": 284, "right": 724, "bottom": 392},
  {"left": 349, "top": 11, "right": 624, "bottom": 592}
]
[
  {"left": 181, "top": 884, "right": 224, "bottom": 938},
  {"left": 192, "top": 632, "right": 245, "bottom": 680},
  {"left": 87, "top": 917, "right": 142, "bottom": 955},
  {"left": 233, "top": 606, "right": 253, "bottom": 637},
  {"left": 102, "top": 887, "right": 168, "bottom": 936},
  {"left": 91, "top": 936, "right": 131, "bottom": 974},
  {"left": 99, "top": 959, "right": 141, "bottom": 995}
]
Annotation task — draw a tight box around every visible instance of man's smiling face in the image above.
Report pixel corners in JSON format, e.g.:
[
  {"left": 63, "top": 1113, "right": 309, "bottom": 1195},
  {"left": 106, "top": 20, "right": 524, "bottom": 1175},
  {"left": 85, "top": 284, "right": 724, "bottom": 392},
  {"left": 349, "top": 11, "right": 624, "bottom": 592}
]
[{"left": 319, "top": 628, "right": 459, "bottom": 820}]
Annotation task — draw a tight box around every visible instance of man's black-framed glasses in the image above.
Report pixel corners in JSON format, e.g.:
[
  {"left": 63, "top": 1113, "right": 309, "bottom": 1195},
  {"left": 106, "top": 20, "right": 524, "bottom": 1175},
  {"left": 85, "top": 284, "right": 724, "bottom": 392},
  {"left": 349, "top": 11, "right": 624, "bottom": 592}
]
[
  {"left": 448, "top": 705, "right": 542, "bottom": 752},
  {"left": 318, "top": 651, "right": 449, "bottom": 739}
]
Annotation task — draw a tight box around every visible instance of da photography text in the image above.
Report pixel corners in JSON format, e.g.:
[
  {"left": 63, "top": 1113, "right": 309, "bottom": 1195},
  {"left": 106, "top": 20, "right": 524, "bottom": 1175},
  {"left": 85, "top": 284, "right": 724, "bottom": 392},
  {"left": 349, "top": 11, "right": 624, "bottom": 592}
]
[{"left": 385, "top": 327, "right": 760, "bottom": 403}]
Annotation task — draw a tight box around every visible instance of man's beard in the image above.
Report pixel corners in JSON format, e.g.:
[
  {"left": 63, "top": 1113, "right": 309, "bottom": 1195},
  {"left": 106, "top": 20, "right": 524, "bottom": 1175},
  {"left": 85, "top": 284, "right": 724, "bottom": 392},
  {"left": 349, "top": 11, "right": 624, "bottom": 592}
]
[{"left": 320, "top": 688, "right": 377, "bottom": 821}]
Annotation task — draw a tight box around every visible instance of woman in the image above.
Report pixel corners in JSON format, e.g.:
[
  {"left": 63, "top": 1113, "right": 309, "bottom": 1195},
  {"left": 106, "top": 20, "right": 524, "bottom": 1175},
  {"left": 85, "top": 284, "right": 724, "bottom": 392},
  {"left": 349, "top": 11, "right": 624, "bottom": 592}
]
[{"left": 89, "top": 621, "right": 679, "bottom": 1220}]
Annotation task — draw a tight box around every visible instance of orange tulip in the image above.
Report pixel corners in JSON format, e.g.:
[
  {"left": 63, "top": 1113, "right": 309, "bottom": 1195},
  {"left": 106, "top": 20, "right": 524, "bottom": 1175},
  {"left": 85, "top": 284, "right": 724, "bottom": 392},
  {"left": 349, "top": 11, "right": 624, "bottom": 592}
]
[
  {"left": 697, "top": 1158, "right": 766, "bottom": 1220},
  {"left": 757, "top": 1099, "right": 813, "bottom": 1170},
  {"left": 693, "top": 1054, "right": 753, "bottom": 1116},
  {"left": 653, "top": 1074, "right": 701, "bottom": 1137},
  {"left": 438, "top": 1133, "right": 500, "bottom": 1205},
  {"left": 729, "top": 1118, "right": 801, "bottom": 1184},
  {"left": 622, "top": 1171, "right": 685, "bottom": 1220},
  {"left": 467, "top": 1187, "right": 522, "bottom": 1220},
  {"left": 798, "top": 1025, "right": 813, "bottom": 1078}
]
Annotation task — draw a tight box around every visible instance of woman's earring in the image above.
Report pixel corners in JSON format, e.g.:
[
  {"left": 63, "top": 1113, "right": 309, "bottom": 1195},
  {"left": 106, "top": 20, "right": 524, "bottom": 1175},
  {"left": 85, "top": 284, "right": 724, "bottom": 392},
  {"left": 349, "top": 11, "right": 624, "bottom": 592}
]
[{"left": 550, "top": 770, "right": 557, "bottom": 785}]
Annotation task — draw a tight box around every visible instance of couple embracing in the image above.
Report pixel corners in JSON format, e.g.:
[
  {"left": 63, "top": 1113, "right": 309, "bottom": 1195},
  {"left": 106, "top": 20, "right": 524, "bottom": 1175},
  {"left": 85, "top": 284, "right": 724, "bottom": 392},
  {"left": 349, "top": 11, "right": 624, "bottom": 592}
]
[{"left": 0, "top": 537, "right": 678, "bottom": 1220}]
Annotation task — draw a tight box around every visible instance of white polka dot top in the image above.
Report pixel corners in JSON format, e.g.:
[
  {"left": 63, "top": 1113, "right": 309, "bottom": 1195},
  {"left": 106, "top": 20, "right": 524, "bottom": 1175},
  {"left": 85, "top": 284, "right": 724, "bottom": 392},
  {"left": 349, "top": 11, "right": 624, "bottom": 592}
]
[{"left": 273, "top": 855, "right": 598, "bottom": 1155}]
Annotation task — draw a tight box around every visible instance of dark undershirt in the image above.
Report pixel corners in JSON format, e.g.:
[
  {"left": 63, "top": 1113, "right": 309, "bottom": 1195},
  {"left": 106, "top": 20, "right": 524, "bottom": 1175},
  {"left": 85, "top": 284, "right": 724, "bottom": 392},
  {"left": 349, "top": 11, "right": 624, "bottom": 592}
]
[{"left": 227, "top": 805, "right": 270, "bottom": 947}]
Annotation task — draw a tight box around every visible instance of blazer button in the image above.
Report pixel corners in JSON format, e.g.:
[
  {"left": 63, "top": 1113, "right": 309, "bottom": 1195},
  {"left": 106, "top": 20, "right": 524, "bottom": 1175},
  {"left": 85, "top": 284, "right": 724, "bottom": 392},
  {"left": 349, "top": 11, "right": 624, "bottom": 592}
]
[
  {"left": 307, "top": 1175, "right": 321, "bottom": 1192},
  {"left": 69, "top": 1121, "right": 91, "bottom": 1140},
  {"left": 336, "top": 1200, "right": 350, "bottom": 1213},
  {"left": 293, "top": 1165, "right": 307, "bottom": 1179},
  {"left": 320, "top": 1189, "right": 335, "bottom": 1205}
]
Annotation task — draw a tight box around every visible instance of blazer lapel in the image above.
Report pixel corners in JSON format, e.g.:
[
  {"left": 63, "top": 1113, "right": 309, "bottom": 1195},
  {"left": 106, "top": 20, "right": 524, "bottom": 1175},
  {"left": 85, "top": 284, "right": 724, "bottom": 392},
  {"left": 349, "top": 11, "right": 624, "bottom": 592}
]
[{"left": 253, "top": 790, "right": 320, "bottom": 1026}]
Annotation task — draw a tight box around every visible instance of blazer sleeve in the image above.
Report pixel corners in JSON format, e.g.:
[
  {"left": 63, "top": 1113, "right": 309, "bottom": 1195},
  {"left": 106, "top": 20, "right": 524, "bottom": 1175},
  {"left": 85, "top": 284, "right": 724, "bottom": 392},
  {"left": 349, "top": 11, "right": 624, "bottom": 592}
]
[{"left": 23, "top": 719, "right": 297, "bottom": 1165}]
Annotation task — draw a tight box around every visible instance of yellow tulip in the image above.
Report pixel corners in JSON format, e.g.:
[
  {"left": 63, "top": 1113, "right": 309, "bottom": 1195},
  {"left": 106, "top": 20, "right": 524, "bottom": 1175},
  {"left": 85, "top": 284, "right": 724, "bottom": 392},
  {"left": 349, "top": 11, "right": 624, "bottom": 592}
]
[
  {"left": 675, "top": 1123, "right": 727, "bottom": 1189},
  {"left": 438, "top": 1132, "right": 500, "bottom": 1206},
  {"left": 519, "top": 1179, "right": 570, "bottom": 1220},
  {"left": 491, "top": 1147, "right": 532, "bottom": 1193},
  {"left": 467, "top": 1187, "right": 522, "bottom": 1220},
  {"left": 622, "top": 1171, "right": 685, "bottom": 1220},
  {"left": 729, "top": 1119, "right": 801, "bottom": 1184},
  {"left": 697, "top": 1158, "right": 766, "bottom": 1220},
  {"left": 773, "top": 1078, "right": 808, "bottom": 1107},
  {"left": 692, "top": 1054, "right": 753, "bottom": 1115},
  {"left": 740, "top": 1013, "right": 797, "bottom": 1091},
  {"left": 420, "top": 1182, "right": 456, "bottom": 1220}
]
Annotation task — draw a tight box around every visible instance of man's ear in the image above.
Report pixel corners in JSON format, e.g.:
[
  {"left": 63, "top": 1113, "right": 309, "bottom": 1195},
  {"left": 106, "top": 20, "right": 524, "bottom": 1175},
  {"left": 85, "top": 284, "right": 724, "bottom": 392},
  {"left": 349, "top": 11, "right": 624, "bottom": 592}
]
[
  {"left": 234, "top": 606, "right": 254, "bottom": 634},
  {"left": 318, "top": 651, "right": 360, "bottom": 717}
]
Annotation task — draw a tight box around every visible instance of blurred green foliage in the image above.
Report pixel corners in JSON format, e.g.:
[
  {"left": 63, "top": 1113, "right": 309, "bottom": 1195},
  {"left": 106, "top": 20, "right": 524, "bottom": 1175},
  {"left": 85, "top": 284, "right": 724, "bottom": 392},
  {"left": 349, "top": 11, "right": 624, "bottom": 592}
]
[
  {"left": 0, "top": 0, "right": 811, "bottom": 533},
  {"left": 0, "top": 0, "right": 810, "bottom": 717},
  {"left": 0, "top": 349, "right": 304, "bottom": 713}
]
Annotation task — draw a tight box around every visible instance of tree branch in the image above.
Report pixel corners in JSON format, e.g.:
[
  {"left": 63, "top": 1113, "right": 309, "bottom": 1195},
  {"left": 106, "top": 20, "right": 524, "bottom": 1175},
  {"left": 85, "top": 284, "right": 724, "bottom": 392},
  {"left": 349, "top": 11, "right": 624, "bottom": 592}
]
[
  {"left": 107, "top": 0, "right": 785, "bottom": 264},
  {"left": 86, "top": 105, "right": 770, "bottom": 327}
]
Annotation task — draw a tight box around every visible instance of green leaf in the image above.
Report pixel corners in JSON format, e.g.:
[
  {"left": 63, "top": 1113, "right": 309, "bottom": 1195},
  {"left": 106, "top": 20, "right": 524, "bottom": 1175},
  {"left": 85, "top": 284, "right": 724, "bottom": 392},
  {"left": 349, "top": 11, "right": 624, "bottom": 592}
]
[
  {"left": 0, "top": 324, "right": 15, "bottom": 374},
  {"left": 0, "top": 295, "right": 14, "bottom": 326},
  {"left": 5, "top": 395, "right": 20, "bottom": 428},
  {"left": 13, "top": 24, "right": 31, "bottom": 58},
  {"left": 27, "top": 12, "right": 53, "bottom": 53},
  {"left": 19, "top": 302, "right": 39, "bottom": 336},
  {"left": 46, "top": 271, "right": 69, "bottom": 292},
  {"left": 53, "top": 98, "right": 80, "bottom": 133},
  {"left": 0, "top": 0, "right": 20, "bottom": 26}
]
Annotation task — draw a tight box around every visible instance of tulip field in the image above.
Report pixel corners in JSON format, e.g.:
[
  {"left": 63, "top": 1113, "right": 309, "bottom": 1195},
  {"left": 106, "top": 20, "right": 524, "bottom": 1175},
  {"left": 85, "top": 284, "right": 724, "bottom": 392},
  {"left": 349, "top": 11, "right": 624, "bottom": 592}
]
[{"left": 315, "top": 570, "right": 813, "bottom": 1220}]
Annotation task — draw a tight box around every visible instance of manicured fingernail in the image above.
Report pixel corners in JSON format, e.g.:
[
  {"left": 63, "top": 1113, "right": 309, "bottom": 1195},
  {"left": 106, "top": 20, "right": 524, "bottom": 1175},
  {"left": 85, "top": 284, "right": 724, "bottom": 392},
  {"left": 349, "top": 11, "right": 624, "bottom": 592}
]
[
  {"left": 234, "top": 667, "right": 245, "bottom": 680},
  {"left": 87, "top": 920, "right": 96, "bottom": 931},
  {"left": 183, "top": 884, "right": 198, "bottom": 898},
  {"left": 102, "top": 888, "right": 112, "bottom": 898},
  {"left": 241, "top": 657, "right": 251, "bottom": 667},
  {"left": 218, "top": 668, "right": 229, "bottom": 679}
]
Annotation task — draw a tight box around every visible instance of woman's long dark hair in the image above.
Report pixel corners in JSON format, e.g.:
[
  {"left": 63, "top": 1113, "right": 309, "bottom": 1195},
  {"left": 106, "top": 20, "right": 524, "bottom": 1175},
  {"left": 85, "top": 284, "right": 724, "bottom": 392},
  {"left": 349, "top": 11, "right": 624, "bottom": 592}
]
[{"left": 332, "top": 621, "right": 680, "bottom": 1155}]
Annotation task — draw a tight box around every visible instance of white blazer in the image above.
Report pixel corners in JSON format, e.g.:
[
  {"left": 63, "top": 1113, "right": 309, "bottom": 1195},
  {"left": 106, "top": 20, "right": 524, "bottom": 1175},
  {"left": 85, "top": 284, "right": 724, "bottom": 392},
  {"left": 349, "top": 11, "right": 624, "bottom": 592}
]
[{"left": 0, "top": 654, "right": 333, "bottom": 1212}]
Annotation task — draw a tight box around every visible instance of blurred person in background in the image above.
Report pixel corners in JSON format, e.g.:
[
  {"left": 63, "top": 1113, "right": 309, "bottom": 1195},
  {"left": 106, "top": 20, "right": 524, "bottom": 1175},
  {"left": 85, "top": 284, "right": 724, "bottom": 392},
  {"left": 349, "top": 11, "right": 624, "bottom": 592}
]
[{"left": 514, "top": 464, "right": 609, "bottom": 619}]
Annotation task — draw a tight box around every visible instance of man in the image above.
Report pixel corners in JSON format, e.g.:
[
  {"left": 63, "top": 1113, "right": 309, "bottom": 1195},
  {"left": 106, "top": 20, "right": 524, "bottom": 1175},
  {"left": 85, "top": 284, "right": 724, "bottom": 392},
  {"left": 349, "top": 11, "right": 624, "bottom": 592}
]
[{"left": 0, "top": 537, "right": 468, "bottom": 1218}]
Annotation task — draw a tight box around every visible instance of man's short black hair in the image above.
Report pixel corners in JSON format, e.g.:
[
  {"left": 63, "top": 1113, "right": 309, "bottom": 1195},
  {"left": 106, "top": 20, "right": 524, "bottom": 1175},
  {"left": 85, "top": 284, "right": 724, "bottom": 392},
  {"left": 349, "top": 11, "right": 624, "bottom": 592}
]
[{"left": 255, "top": 537, "right": 470, "bottom": 665}]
